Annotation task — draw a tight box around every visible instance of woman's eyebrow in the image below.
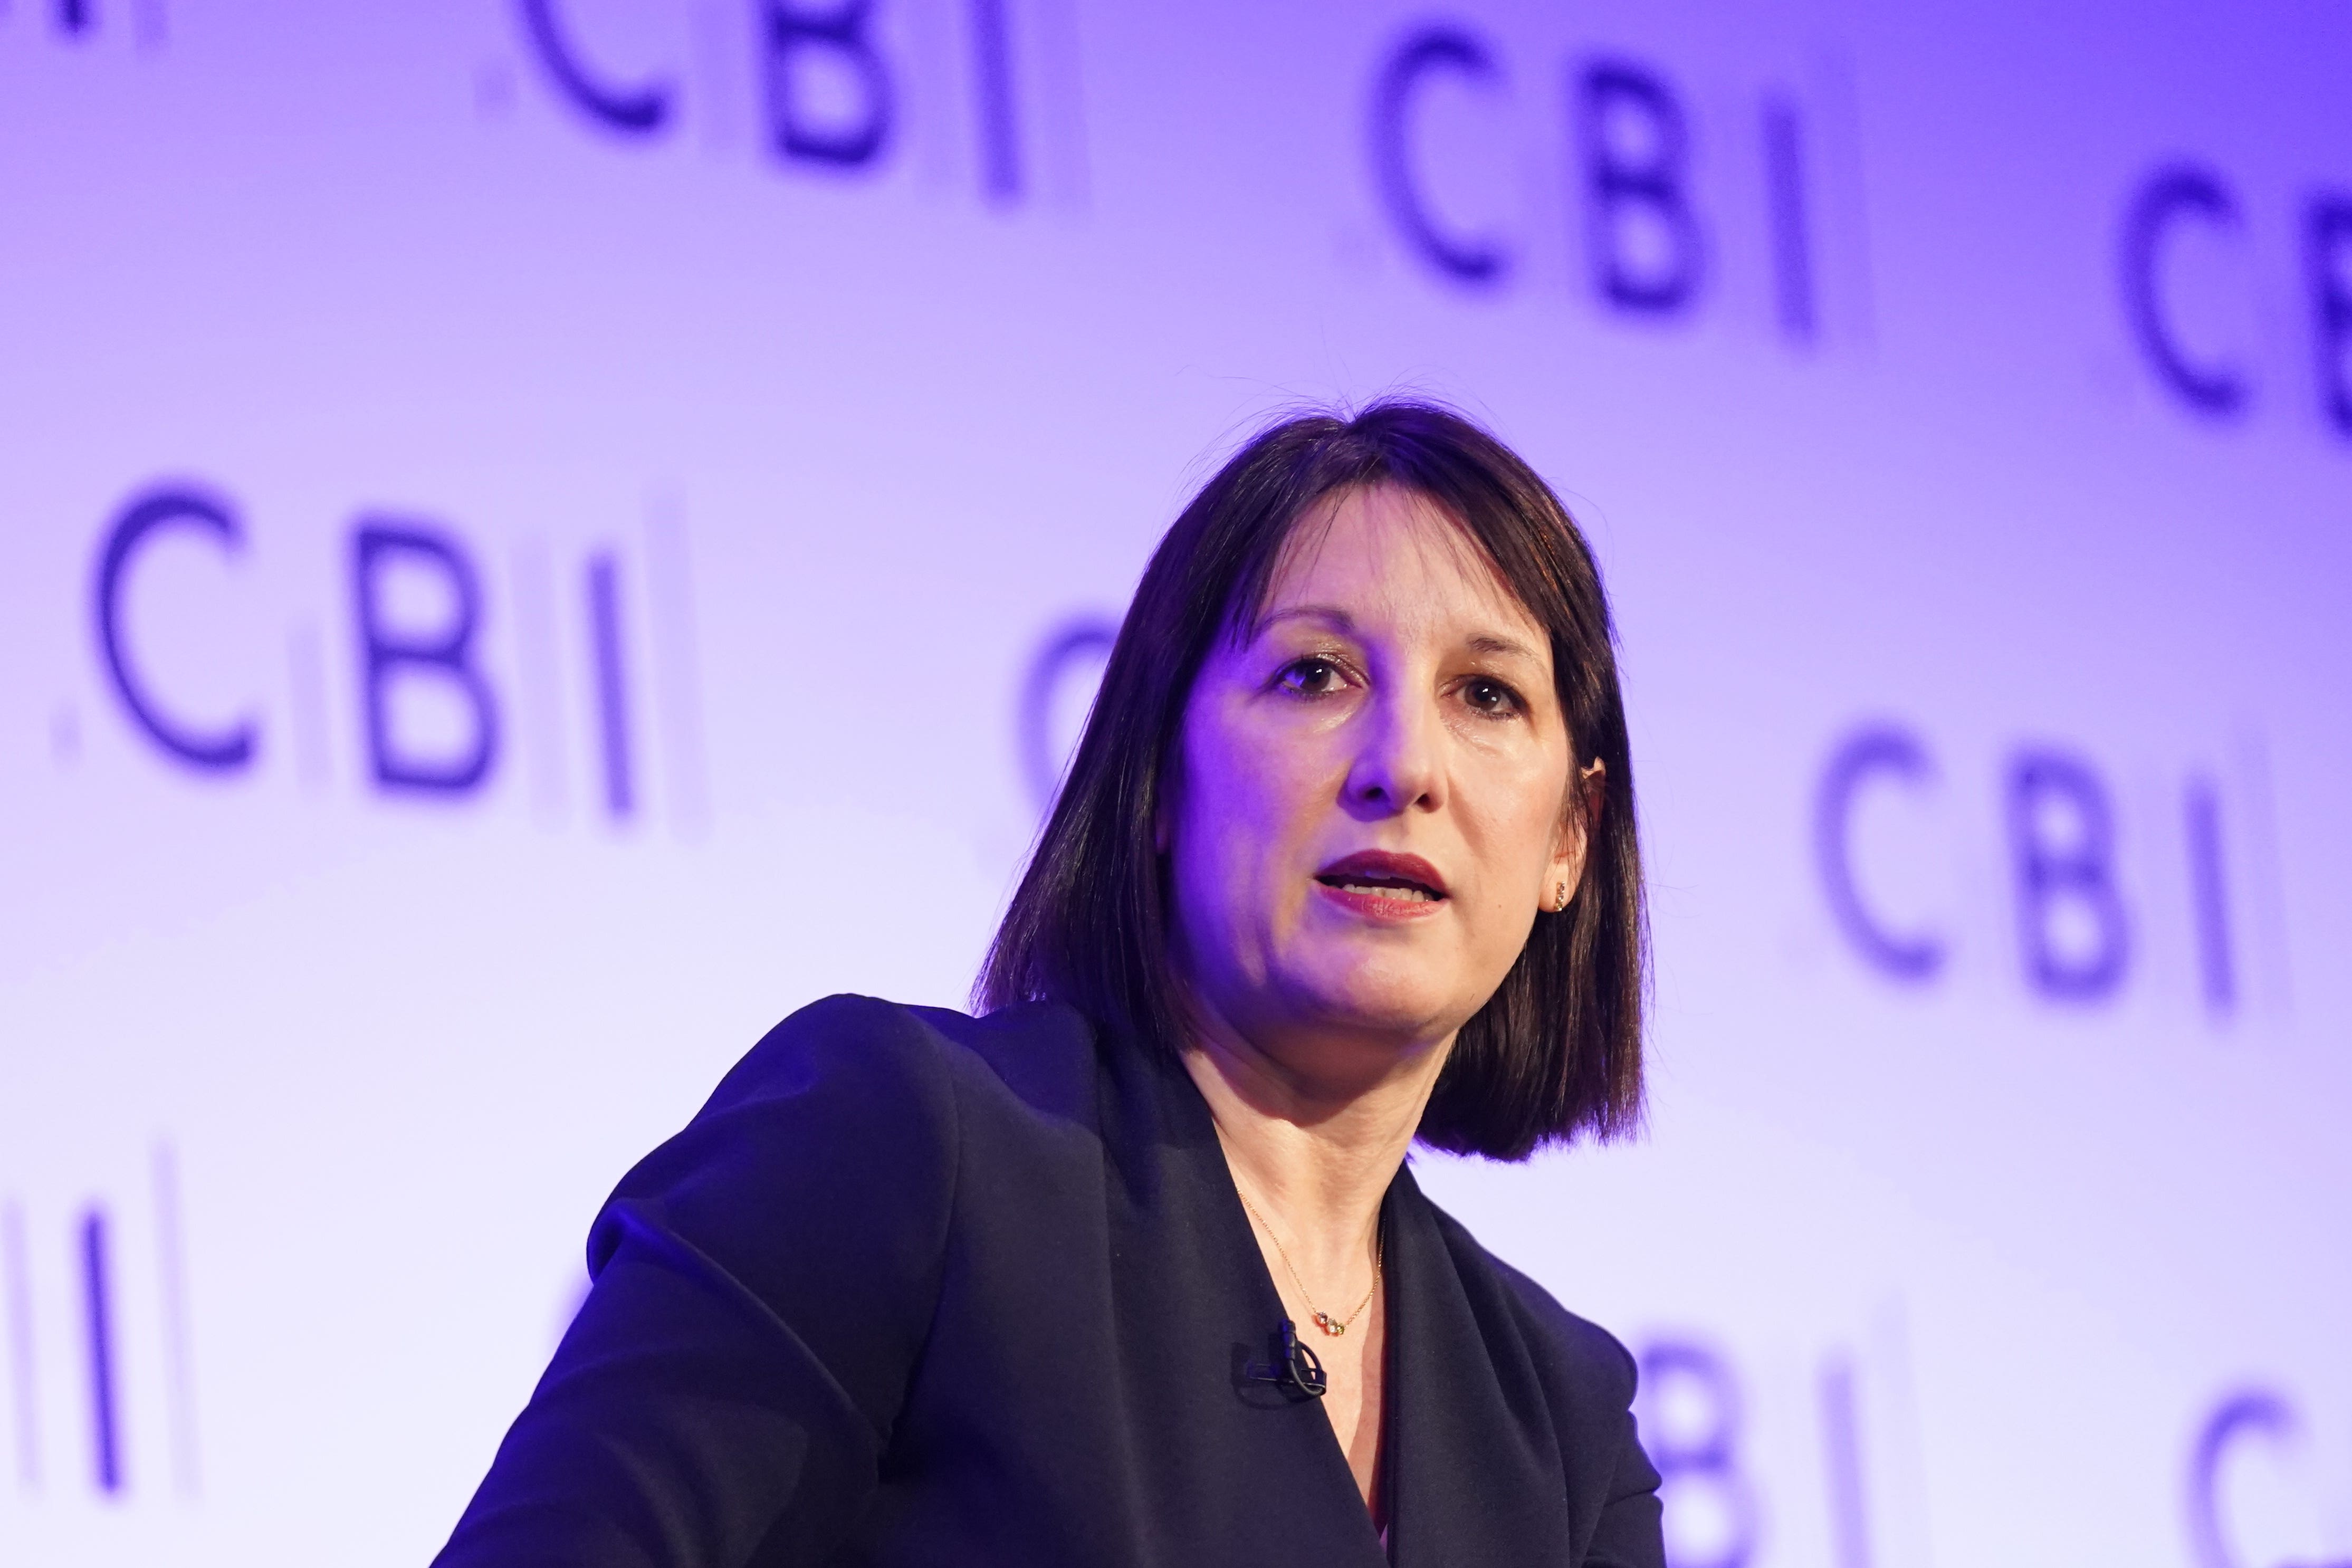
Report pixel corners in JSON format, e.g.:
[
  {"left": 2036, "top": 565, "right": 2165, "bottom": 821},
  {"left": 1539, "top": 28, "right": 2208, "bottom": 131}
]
[
  {"left": 1253, "top": 609, "right": 1541, "bottom": 663},
  {"left": 1467, "top": 631, "right": 1542, "bottom": 661},
  {"left": 1251, "top": 603, "right": 1358, "bottom": 638}
]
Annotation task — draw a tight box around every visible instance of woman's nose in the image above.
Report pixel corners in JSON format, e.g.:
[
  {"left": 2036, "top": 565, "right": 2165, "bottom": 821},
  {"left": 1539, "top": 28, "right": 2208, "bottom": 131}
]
[{"left": 1342, "top": 690, "right": 1443, "bottom": 815}]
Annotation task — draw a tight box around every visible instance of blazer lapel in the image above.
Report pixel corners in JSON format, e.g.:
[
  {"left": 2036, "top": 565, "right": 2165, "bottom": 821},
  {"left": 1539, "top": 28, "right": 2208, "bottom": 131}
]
[
  {"left": 1382, "top": 1165, "right": 1577, "bottom": 1568},
  {"left": 1098, "top": 1035, "right": 1390, "bottom": 1568}
]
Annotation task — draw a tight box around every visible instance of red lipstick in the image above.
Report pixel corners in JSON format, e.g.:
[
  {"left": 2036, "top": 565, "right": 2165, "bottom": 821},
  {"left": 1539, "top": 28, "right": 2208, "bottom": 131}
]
[{"left": 1313, "top": 850, "right": 1449, "bottom": 921}]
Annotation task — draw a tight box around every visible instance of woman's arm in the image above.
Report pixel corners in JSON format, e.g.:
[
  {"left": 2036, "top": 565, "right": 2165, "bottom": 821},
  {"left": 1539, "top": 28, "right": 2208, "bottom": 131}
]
[{"left": 433, "top": 995, "right": 962, "bottom": 1567}]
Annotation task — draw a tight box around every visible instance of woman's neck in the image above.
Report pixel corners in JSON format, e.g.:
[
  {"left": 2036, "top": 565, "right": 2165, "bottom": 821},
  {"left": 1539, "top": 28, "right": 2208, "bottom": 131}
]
[{"left": 1178, "top": 1007, "right": 1451, "bottom": 1274}]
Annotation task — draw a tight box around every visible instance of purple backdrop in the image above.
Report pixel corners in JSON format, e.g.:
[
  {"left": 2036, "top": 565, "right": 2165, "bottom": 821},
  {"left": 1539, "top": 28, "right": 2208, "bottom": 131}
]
[{"left": 0, "top": 2, "right": 2346, "bottom": 1563}]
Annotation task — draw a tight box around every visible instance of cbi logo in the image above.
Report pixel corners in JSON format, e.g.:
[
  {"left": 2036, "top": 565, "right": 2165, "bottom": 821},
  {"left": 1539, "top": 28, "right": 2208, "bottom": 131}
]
[
  {"left": 1364, "top": 22, "right": 1845, "bottom": 345},
  {"left": 0, "top": 1146, "right": 199, "bottom": 1508},
  {"left": 83, "top": 482, "right": 705, "bottom": 829},
  {"left": 511, "top": 0, "right": 1075, "bottom": 208},
  {"left": 1636, "top": 1335, "right": 2352, "bottom": 1568},
  {"left": 2118, "top": 161, "right": 2352, "bottom": 436},
  {"left": 1811, "top": 723, "right": 2271, "bottom": 1016}
]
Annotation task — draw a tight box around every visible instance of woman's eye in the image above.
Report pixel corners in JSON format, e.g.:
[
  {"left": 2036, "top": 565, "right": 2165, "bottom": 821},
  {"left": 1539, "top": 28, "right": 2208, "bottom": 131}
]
[
  {"left": 1464, "top": 676, "right": 1523, "bottom": 715},
  {"left": 1277, "top": 657, "right": 1343, "bottom": 695}
]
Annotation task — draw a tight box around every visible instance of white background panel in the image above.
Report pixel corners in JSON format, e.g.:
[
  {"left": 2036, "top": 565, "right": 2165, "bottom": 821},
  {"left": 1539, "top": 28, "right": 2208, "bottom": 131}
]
[{"left": 0, "top": 2, "right": 2345, "bottom": 1563}]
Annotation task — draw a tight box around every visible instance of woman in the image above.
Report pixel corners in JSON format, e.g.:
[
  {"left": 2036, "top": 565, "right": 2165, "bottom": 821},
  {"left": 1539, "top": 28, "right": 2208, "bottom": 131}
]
[{"left": 435, "top": 401, "right": 1660, "bottom": 1567}]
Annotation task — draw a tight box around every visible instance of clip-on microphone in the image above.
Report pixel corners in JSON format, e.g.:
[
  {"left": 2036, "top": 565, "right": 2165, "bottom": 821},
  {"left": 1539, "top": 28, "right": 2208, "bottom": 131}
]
[{"left": 1242, "top": 1318, "right": 1328, "bottom": 1399}]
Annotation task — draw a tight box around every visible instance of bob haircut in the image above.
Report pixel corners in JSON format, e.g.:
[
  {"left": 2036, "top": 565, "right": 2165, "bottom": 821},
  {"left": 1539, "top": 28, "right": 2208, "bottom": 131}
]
[{"left": 978, "top": 400, "right": 1645, "bottom": 1160}]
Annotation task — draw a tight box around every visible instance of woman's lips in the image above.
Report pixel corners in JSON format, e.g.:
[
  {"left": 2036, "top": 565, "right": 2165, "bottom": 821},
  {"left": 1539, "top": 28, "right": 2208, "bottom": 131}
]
[{"left": 1313, "top": 850, "right": 1448, "bottom": 920}]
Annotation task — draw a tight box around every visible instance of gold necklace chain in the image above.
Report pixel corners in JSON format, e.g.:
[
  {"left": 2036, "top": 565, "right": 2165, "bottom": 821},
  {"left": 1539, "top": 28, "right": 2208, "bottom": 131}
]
[{"left": 1233, "top": 1185, "right": 1384, "bottom": 1337}]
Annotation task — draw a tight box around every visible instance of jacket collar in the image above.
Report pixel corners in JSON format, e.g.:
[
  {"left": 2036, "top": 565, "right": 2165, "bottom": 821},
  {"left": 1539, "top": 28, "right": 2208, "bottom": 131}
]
[
  {"left": 1382, "top": 1163, "right": 1578, "bottom": 1567},
  {"left": 1103, "top": 1030, "right": 1574, "bottom": 1567}
]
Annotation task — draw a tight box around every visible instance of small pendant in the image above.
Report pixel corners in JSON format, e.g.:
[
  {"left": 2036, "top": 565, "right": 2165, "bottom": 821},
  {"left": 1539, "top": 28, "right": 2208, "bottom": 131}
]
[{"left": 1313, "top": 1311, "right": 1343, "bottom": 1336}]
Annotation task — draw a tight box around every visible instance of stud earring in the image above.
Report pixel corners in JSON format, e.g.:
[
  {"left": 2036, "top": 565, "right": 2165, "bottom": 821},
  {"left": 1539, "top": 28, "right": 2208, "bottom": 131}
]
[{"left": 1553, "top": 882, "right": 1570, "bottom": 913}]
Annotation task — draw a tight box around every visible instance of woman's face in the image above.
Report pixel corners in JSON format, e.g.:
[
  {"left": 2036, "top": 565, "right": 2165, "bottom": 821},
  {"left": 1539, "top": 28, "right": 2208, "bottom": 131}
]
[{"left": 1165, "top": 483, "right": 1588, "bottom": 1077}]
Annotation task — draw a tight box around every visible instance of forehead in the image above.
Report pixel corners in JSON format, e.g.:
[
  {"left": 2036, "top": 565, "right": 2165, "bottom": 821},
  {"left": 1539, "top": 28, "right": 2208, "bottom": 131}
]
[{"left": 1255, "top": 483, "right": 1542, "bottom": 639}]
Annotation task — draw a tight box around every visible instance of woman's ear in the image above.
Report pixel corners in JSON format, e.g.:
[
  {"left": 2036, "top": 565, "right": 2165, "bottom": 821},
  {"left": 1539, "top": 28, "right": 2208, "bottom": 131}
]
[{"left": 1546, "top": 759, "right": 1606, "bottom": 910}]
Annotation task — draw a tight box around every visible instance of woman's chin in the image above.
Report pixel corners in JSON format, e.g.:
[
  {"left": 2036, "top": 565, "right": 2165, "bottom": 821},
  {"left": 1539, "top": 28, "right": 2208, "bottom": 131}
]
[{"left": 1274, "top": 961, "right": 1471, "bottom": 1054}]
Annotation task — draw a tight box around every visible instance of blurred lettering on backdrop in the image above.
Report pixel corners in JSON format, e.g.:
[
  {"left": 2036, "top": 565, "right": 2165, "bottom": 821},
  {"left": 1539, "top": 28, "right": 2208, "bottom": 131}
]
[{"left": 0, "top": 2, "right": 2344, "bottom": 1565}]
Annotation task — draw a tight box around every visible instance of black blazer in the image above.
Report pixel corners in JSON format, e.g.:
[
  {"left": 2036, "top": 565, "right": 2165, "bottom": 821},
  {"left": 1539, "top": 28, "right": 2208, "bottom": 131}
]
[{"left": 435, "top": 996, "right": 1663, "bottom": 1567}]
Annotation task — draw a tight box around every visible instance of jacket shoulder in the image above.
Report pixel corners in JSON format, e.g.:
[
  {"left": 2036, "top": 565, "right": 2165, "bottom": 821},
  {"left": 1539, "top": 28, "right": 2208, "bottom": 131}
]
[
  {"left": 701, "top": 991, "right": 965, "bottom": 1110},
  {"left": 694, "top": 992, "right": 1098, "bottom": 1117},
  {"left": 656, "top": 993, "right": 1107, "bottom": 1197},
  {"left": 593, "top": 993, "right": 976, "bottom": 1287},
  {"left": 446, "top": 996, "right": 984, "bottom": 1564},
  {"left": 902, "top": 996, "right": 1107, "bottom": 1130},
  {"left": 1487, "top": 1250, "right": 1640, "bottom": 1404},
  {"left": 1422, "top": 1197, "right": 1639, "bottom": 1411}
]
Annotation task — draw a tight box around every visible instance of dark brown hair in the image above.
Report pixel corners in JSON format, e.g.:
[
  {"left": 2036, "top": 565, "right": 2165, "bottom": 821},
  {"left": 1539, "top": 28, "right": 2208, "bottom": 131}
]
[{"left": 978, "top": 400, "right": 1645, "bottom": 1159}]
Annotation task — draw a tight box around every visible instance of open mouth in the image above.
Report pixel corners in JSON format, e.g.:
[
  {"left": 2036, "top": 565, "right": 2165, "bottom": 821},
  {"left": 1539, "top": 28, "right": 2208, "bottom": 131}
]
[{"left": 1314, "top": 851, "right": 1449, "bottom": 905}]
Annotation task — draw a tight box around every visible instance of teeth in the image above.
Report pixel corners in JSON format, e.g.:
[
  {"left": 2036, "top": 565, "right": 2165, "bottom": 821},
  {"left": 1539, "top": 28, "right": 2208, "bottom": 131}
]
[{"left": 1341, "top": 882, "right": 1432, "bottom": 901}]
